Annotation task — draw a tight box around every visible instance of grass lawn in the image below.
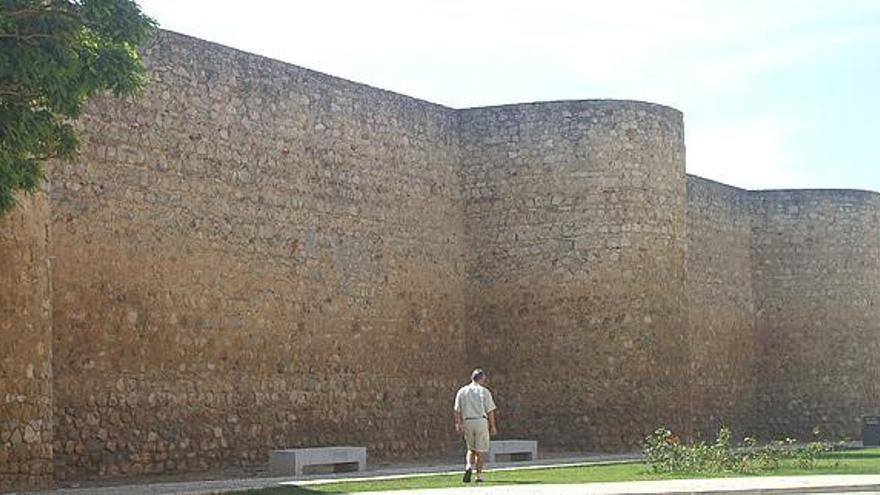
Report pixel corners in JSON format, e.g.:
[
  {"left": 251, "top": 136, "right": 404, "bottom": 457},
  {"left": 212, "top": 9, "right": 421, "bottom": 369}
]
[{"left": 240, "top": 448, "right": 880, "bottom": 494}]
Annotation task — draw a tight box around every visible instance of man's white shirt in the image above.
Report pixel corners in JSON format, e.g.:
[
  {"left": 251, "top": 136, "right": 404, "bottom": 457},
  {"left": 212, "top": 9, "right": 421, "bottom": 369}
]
[{"left": 454, "top": 382, "right": 497, "bottom": 419}]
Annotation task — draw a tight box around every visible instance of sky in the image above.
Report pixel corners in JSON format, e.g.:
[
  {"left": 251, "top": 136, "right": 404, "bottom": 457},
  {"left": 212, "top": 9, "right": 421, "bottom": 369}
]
[{"left": 137, "top": 0, "right": 880, "bottom": 192}]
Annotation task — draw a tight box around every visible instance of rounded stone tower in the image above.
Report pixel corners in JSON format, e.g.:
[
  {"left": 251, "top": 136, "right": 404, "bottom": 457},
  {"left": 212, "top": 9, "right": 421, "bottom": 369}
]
[{"left": 459, "top": 100, "right": 688, "bottom": 450}]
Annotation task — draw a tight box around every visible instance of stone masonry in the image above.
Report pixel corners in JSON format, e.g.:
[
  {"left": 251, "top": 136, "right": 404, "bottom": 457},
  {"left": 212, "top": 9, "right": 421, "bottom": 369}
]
[
  {"left": 49, "top": 31, "right": 465, "bottom": 482},
  {"left": 460, "top": 102, "right": 689, "bottom": 450},
  {"left": 685, "top": 177, "right": 757, "bottom": 437},
  {"left": 1, "top": 30, "right": 878, "bottom": 490},
  {"left": 0, "top": 194, "right": 54, "bottom": 492},
  {"left": 749, "top": 189, "right": 880, "bottom": 439}
]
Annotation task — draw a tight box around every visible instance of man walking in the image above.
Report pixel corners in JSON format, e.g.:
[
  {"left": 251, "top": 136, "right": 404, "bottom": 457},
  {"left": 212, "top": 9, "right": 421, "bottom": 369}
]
[{"left": 453, "top": 368, "right": 497, "bottom": 483}]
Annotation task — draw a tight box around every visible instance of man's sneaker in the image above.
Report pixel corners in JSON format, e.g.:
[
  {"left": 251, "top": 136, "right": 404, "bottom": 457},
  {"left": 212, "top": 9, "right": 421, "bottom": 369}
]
[
  {"left": 462, "top": 468, "right": 472, "bottom": 483},
  {"left": 476, "top": 476, "right": 484, "bottom": 483}
]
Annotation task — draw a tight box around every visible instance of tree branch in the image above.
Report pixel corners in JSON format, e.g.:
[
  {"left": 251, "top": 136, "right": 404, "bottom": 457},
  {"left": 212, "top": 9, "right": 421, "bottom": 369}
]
[
  {"left": 0, "top": 88, "right": 39, "bottom": 99},
  {"left": 1, "top": 7, "right": 47, "bottom": 18},
  {"left": 0, "top": 32, "right": 61, "bottom": 41},
  {"left": 2, "top": 5, "right": 80, "bottom": 21}
]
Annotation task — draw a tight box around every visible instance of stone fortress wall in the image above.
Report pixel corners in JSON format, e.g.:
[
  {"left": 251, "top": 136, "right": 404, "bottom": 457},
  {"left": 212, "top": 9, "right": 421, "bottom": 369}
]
[
  {"left": 48, "top": 31, "right": 467, "bottom": 481},
  {"left": 685, "top": 177, "right": 758, "bottom": 438},
  {"left": 0, "top": 195, "right": 54, "bottom": 492},
  {"left": 460, "top": 102, "right": 689, "bottom": 451},
  {"left": 685, "top": 179, "right": 880, "bottom": 440},
  {"left": 1, "top": 30, "right": 879, "bottom": 489},
  {"left": 748, "top": 189, "right": 880, "bottom": 439}
]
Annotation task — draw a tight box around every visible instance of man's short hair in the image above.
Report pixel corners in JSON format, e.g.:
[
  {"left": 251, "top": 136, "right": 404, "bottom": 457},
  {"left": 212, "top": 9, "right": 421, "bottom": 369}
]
[{"left": 471, "top": 368, "right": 485, "bottom": 381}]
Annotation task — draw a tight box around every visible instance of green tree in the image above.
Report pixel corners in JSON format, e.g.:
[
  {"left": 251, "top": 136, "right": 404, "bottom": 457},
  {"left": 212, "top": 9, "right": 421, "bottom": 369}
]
[{"left": 0, "top": 0, "right": 155, "bottom": 216}]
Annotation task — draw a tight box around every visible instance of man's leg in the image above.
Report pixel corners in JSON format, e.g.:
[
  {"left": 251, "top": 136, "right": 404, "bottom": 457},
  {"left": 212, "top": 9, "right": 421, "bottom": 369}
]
[
  {"left": 474, "top": 422, "right": 490, "bottom": 482},
  {"left": 463, "top": 449, "right": 474, "bottom": 482}
]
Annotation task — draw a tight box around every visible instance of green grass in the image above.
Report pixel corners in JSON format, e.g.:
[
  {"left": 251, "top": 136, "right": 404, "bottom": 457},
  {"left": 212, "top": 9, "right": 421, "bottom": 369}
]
[{"left": 244, "top": 448, "right": 880, "bottom": 494}]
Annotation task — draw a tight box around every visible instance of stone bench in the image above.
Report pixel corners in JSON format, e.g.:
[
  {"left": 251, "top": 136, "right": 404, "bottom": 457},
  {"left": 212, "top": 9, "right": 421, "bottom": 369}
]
[
  {"left": 269, "top": 446, "right": 366, "bottom": 476},
  {"left": 488, "top": 439, "right": 538, "bottom": 463}
]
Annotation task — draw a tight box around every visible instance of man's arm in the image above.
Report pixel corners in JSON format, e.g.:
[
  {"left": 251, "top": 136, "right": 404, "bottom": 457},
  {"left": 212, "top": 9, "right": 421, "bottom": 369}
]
[
  {"left": 453, "top": 389, "right": 463, "bottom": 433},
  {"left": 487, "top": 409, "right": 497, "bottom": 436},
  {"left": 484, "top": 389, "right": 498, "bottom": 436},
  {"left": 453, "top": 409, "right": 463, "bottom": 433}
]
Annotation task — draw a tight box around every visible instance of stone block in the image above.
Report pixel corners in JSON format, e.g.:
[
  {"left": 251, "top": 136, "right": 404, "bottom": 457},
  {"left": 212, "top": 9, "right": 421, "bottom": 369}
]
[
  {"left": 269, "top": 446, "right": 366, "bottom": 476},
  {"left": 487, "top": 440, "right": 537, "bottom": 463}
]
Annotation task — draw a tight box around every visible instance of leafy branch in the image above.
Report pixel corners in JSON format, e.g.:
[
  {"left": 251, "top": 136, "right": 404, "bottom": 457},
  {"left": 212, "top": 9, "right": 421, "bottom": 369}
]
[{"left": 0, "top": 0, "right": 156, "bottom": 216}]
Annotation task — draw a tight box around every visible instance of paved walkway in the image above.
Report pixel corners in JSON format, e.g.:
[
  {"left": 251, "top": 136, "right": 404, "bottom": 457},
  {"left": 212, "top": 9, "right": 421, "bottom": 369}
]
[
  {"left": 339, "top": 476, "right": 880, "bottom": 494},
  {"left": 15, "top": 454, "right": 640, "bottom": 495},
  {"left": 15, "top": 454, "right": 880, "bottom": 495}
]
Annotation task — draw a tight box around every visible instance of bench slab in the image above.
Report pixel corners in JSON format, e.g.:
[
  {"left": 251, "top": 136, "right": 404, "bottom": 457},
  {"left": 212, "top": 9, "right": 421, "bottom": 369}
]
[
  {"left": 488, "top": 440, "right": 538, "bottom": 462},
  {"left": 269, "top": 446, "right": 366, "bottom": 476}
]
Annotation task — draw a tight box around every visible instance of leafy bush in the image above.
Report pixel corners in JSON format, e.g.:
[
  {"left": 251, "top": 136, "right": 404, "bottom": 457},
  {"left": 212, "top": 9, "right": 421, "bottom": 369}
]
[{"left": 642, "top": 426, "right": 836, "bottom": 474}]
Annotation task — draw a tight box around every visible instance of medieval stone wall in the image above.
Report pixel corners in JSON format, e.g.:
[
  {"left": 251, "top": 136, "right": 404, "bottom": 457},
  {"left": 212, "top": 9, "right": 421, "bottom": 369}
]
[
  {"left": 2, "top": 29, "right": 879, "bottom": 490},
  {"left": 749, "top": 190, "right": 880, "bottom": 439},
  {"left": 459, "top": 101, "right": 688, "bottom": 451},
  {"left": 685, "top": 182, "right": 880, "bottom": 441},
  {"left": 0, "top": 194, "right": 54, "bottom": 491},
  {"left": 685, "top": 176, "right": 757, "bottom": 438},
  {"left": 48, "top": 31, "right": 467, "bottom": 481}
]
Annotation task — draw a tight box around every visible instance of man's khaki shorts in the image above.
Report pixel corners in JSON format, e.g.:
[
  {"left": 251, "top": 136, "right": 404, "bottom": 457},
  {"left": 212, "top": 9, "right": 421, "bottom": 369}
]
[{"left": 462, "top": 418, "right": 490, "bottom": 452}]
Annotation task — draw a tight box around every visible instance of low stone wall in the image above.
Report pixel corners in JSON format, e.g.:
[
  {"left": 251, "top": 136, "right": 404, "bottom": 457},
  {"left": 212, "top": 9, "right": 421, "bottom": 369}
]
[{"left": 0, "top": 194, "right": 54, "bottom": 492}]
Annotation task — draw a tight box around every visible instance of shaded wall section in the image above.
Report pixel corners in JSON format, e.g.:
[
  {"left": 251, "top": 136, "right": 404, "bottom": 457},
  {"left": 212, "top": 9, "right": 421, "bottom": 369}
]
[
  {"left": 749, "top": 190, "right": 880, "bottom": 439},
  {"left": 49, "top": 31, "right": 467, "bottom": 480},
  {"left": 459, "top": 101, "right": 688, "bottom": 451},
  {"left": 0, "top": 194, "right": 54, "bottom": 491},
  {"left": 685, "top": 176, "right": 757, "bottom": 438}
]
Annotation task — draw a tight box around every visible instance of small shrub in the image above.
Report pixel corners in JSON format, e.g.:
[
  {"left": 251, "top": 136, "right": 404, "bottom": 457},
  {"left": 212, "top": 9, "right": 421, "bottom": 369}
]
[
  {"left": 642, "top": 426, "right": 836, "bottom": 474},
  {"left": 796, "top": 441, "right": 833, "bottom": 469}
]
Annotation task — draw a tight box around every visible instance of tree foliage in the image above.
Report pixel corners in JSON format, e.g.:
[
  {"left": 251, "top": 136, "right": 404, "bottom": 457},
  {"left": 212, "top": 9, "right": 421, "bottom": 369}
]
[{"left": 0, "top": 0, "right": 155, "bottom": 216}]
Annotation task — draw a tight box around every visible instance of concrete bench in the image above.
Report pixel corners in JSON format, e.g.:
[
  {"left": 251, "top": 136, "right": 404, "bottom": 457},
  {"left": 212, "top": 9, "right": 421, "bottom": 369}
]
[
  {"left": 269, "top": 446, "right": 366, "bottom": 476},
  {"left": 488, "top": 439, "right": 538, "bottom": 463}
]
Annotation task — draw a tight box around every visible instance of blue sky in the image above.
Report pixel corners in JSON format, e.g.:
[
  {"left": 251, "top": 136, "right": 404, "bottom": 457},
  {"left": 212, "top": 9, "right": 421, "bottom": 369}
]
[{"left": 137, "top": 0, "right": 880, "bottom": 192}]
